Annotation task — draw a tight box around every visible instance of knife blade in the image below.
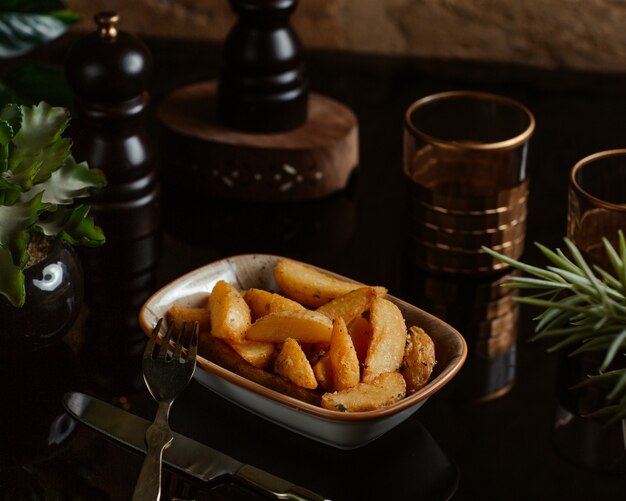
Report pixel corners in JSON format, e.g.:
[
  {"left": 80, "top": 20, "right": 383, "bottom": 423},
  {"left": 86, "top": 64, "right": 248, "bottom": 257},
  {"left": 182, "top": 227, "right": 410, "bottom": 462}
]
[{"left": 63, "top": 392, "right": 329, "bottom": 501}]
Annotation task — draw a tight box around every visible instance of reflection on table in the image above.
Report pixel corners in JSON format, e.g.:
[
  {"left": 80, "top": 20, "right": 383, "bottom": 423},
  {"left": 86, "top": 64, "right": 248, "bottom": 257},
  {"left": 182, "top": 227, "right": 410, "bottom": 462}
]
[{"left": 402, "top": 262, "right": 520, "bottom": 402}]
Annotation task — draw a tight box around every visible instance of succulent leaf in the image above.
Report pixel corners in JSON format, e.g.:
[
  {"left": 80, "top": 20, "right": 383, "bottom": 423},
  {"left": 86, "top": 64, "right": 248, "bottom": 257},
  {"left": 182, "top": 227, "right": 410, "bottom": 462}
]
[
  {"left": 0, "top": 175, "right": 22, "bottom": 204},
  {"left": 0, "top": 119, "right": 13, "bottom": 145},
  {"left": 601, "top": 329, "right": 626, "bottom": 372},
  {"left": 0, "top": 103, "right": 22, "bottom": 133},
  {"left": 0, "top": 145, "right": 9, "bottom": 174},
  {"left": 5, "top": 102, "right": 71, "bottom": 190},
  {"left": 38, "top": 205, "right": 105, "bottom": 247},
  {"left": 0, "top": 245, "right": 24, "bottom": 307},
  {"left": 35, "top": 155, "right": 106, "bottom": 205},
  {"left": 0, "top": 191, "right": 44, "bottom": 264},
  {"left": 0, "top": 105, "right": 20, "bottom": 173},
  {"left": 12, "top": 101, "right": 68, "bottom": 149}
]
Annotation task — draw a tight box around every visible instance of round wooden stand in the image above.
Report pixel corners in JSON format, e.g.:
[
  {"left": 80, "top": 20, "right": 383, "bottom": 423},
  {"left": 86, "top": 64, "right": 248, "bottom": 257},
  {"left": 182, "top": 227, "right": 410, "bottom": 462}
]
[{"left": 157, "top": 81, "right": 359, "bottom": 201}]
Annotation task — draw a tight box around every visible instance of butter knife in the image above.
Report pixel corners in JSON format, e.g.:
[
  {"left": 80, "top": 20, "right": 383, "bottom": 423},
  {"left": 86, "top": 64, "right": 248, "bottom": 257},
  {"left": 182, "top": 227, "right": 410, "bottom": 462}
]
[{"left": 63, "top": 392, "right": 329, "bottom": 501}]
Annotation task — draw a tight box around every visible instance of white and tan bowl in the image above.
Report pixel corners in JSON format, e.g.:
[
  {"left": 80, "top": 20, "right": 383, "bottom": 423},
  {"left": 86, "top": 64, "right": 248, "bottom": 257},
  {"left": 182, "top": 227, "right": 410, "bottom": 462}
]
[{"left": 139, "top": 254, "right": 467, "bottom": 449}]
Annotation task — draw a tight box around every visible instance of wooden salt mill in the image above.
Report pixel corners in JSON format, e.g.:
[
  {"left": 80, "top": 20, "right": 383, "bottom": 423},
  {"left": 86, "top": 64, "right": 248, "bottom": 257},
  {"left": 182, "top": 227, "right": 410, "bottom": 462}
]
[
  {"left": 65, "top": 12, "right": 161, "bottom": 313},
  {"left": 158, "top": 0, "right": 358, "bottom": 201}
]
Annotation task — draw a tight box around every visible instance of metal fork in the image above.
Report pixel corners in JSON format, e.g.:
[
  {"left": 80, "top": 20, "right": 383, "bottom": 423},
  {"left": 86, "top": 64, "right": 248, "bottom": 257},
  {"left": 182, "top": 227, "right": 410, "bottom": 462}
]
[{"left": 132, "top": 318, "right": 199, "bottom": 501}]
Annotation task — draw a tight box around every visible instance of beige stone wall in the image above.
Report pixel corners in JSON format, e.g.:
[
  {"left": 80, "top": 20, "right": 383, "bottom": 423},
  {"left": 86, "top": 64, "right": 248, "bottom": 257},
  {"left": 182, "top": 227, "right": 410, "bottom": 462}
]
[{"left": 66, "top": 0, "right": 626, "bottom": 73}]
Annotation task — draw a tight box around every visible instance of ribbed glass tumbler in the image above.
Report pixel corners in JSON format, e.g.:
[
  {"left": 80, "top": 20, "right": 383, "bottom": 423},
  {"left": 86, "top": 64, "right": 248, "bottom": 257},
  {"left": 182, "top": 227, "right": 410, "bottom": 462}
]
[
  {"left": 568, "top": 149, "right": 626, "bottom": 270},
  {"left": 403, "top": 90, "right": 535, "bottom": 274}
]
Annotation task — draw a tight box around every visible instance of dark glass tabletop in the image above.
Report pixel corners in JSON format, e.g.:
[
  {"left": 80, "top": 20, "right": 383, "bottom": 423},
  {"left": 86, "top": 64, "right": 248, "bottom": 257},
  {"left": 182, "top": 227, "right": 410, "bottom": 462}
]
[{"left": 2, "top": 36, "right": 626, "bottom": 500}]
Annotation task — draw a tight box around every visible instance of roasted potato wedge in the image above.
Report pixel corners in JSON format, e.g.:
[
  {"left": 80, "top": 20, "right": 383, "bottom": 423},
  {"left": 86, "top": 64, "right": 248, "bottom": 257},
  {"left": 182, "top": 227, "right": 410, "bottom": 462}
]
[
  {"left": 401, "top": 326, "right": 436, "bottom": 394},
  {"left": 229, "top": 340, "right": 275, "bottom": 369},
  {"left": 329, "top": 317, "right": 360, "bottom": 390},
  {"left": 301, "top": 342, "right": 328, "bottom": 362},
  {"left": 312, "top": 353, "right": 334, "bottom": 392},
  {"left": 166, "top": 305, "right": 211, "bottom": 333},
  {"left": 274, "top": 259, "right": 361, "bottom": 307},
  {"left": 245, "top": 310, "right": 333, "bottom": 344},
  {"left": 348, "top": 316, "right": 371, "bottom": 365},
  {"left": 243, "top": 288, "right": 304, "bottom": 321},
  {"left": 362, "top": 298, "right": 407, "bottom": 383},
  {"left": 199, "top": 332, "right": 321, "bottom": 406},
  {"left": 316, "top": 286, "right": 387, "bottom": 325},
  {"left": 209, "top": 280, "right": 251, "bottom": 344},
  {"left": 274, "top": 338, "right": 318, "bottom": 389},
  {"left": 321, "top": 372, "right": 406, "bottom": 412}
]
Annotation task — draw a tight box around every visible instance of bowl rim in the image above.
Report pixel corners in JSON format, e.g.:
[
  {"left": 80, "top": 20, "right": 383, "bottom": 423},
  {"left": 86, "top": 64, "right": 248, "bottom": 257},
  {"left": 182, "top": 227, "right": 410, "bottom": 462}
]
[{"left": 138, "top": 254, "right": 467, "bottom": 422}]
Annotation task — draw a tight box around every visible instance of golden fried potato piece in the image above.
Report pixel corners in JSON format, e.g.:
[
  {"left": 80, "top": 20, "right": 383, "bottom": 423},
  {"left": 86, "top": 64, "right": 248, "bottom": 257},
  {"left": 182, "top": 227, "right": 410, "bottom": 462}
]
[
  {"left": 400, "top": 326, "right": 436, "bottom": 394},
  {"left": 329, "top": 317, "right": 360, "bottom": 390},
  {"left": 321, "top": 372, "right": 406, "bottom": 412},
  {"left": 362, "top": 299, "right": 407, "bottom": 383},
  {"left": 312, "top": 353, "right": 334, "bottom": 392},
  {"left": 274, "top": 338, "right": 318, "bottom": 389},
  {"left": 316, "top": 286, "right": 387, "bottom": 325},
  {"left": 199, "top": 333, "right": 321, "bottom": 406},
  {"left": 209, "top": 280, "right": 251, "bottom": 344},
  {"left": 229, "top": 341, "right": 275, "bottom": 369},
  {"left": 348, "top": 316, "right": 371, "bottom": 365},
  {"left": 245, "top": 310, "right": 333, "bottom": 344},
  {"left": 273, "top": 259, "right": 361, "bottom": 308},
  {"left": 243, "top": 288, "right": 304, "bottom": 321},
  {"left": 166, "top": 305, "right": 211, "bottom": 333},
  {"left": 301, "top": 342, "right": 328, "bottom": 362}
]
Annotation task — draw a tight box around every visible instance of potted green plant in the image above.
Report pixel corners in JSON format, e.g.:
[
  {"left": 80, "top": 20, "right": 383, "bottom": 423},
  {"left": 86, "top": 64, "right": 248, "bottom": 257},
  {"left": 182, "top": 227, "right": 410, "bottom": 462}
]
[
  {"left": 485, "top": 237, "right": 626, "bottom": 421},
  {"left": 0, "top": 101, "right": 105, "bottom": 351},
  {"left": 485, "top": 236, "right": 626, "bottom": 472}
]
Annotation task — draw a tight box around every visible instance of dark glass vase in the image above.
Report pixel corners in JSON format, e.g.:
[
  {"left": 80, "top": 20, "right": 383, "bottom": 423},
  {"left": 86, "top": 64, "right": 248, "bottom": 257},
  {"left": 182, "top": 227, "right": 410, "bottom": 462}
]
[
  {"left": 552, "top": 352, "right": 626, "bottom": 474},
  {"left": 0, "top": 238, "right": 84, "bottom": 353}
]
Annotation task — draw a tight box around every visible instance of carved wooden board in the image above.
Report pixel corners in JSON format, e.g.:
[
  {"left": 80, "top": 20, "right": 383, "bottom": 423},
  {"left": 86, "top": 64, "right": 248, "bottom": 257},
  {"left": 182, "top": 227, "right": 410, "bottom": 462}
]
[{"left": 157, "top": 80, "right": 359, "bottom": 201}]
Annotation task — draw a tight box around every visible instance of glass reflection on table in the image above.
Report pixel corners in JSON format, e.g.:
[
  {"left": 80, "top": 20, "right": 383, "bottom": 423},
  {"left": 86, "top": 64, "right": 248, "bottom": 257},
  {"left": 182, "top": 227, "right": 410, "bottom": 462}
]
[
  {"left": 160, "top": 170, "right": 358, "bottom": 260},
  {"left": 402, "top": 261, "right": 520, "bottom": 402}
]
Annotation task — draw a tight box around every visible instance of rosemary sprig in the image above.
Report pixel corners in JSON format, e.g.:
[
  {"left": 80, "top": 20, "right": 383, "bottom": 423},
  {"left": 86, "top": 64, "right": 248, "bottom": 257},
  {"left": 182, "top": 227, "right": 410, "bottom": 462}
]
[{"left": 483, "top": 231, "right": 626, "bottom": 423}]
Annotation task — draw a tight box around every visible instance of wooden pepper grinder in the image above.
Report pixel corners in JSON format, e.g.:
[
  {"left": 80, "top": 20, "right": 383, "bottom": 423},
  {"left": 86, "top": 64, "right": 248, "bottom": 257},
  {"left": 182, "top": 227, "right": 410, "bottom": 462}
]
[
  {"left": 64, "top": 12, "right": 161, "bottom": 309},
  {"left": 218, "top": 0, "right": 308, "bottom": 132},
  {"left": 158, "top": 0, "right": 358, "bottom": 201}
]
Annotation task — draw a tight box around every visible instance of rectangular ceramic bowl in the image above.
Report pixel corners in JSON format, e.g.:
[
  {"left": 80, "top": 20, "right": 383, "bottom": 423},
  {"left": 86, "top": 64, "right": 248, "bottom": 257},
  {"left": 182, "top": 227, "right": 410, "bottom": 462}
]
[{"left": 139, "top": 254, "right": 466, "bottom": 449}]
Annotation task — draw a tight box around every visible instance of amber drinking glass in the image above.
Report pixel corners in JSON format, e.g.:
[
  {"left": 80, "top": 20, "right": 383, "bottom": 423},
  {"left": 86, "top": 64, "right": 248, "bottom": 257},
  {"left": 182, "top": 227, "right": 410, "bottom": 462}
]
[
  {"left": 568, "top": 149, "right": 626, "bottom": 268},
  {"left": 557, "top": 149, "right": 626, "bottom": 473},
  {"left": 404, "top": 91, "right": 535, "bottom": 274}
]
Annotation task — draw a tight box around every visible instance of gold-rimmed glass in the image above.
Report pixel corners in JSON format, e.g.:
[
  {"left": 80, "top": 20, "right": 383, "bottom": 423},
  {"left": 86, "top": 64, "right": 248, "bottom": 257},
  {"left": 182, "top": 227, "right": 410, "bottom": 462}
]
[
  {"left": 556, "top": 149, "right": 626, "bottom": 474},
  {"left": 568, "top": 149, "right": 626, "bottom": 270},
  {"left": 404, "top": 90, "right": 536, "bottom": 274}
]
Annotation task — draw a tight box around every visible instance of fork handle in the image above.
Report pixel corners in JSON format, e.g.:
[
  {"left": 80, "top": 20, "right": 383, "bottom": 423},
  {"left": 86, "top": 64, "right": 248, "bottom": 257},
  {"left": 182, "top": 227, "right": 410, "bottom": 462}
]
[{"left": 132, "top": 402, "right": 173, "bottom": 501}]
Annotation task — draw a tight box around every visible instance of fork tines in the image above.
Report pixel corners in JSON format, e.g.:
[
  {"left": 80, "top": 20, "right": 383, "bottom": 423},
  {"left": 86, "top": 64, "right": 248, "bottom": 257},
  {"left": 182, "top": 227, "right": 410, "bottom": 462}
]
[{"left": 145, "top": 319, "right": 199, "bottom": 362}]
